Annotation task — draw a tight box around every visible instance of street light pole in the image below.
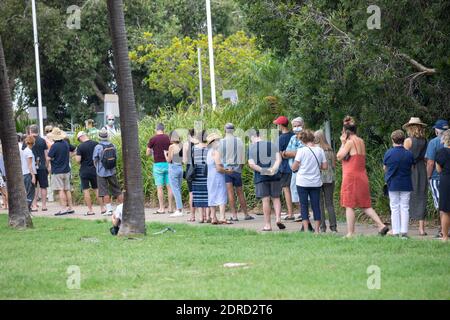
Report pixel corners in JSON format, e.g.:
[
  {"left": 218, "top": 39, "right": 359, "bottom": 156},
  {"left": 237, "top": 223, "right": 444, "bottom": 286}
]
[
  {"left": 205, "top": 0, "right": 216, "bottom": 110},
  {"left": 31, "top": 0, "right": 44, "bottom": 135},
  {"left": 197, "top": 47, "right": 204, "bottom": 115}
]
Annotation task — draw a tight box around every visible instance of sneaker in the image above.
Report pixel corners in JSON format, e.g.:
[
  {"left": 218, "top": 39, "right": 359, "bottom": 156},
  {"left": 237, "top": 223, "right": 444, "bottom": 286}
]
[
  {"left": 170, "top": 210, "right": 183, "bottom": 217},
  {"left": 434, "top": 232, "right": 443, "bottom": 239},
  {"left": 102, "top": 211, "right": 113, "bottom": 217},
  {"left": 400, "top": 233, "right": 409, "bottom": 239},
  {"left": 283, "top": 216, "right": 295, "bottom": 221},
  {"left": 294, "top": 216, "right": 302, "bottom": 222}
]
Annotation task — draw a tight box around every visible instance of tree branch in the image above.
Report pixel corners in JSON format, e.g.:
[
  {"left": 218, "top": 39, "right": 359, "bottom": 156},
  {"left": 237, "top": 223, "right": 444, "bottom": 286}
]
[
  {"left": 91, "top": 80, "right": 105, "bottom": 102},
  {"left": 397, "top": 53, "right": 436, "bottom": 75}
]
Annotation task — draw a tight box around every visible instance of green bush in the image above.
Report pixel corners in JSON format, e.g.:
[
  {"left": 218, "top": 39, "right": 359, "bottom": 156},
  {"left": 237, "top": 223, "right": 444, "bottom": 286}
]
[{"left": 67, "top": 103, "right": 439, "bottom": 220}]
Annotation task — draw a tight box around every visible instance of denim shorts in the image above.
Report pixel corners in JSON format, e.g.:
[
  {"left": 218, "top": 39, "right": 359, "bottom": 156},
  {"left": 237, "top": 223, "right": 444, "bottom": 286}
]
[
  {"left": 225, "top": 171, "right": 242, "bottom": 187},
  {"left": 153, "top": 162, "right": 169, "bottom": 186}
]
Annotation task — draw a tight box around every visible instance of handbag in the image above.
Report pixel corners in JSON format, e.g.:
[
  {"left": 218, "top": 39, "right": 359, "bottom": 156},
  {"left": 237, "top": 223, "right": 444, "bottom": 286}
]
[{"left": 185, "top": 144, "right": 196, "bottom": 183}]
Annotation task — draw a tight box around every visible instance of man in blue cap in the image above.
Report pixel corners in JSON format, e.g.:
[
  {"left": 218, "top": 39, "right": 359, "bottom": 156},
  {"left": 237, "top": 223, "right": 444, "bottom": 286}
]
[{"left": 425, "top": 119, "right": 449, "bottom": 238}]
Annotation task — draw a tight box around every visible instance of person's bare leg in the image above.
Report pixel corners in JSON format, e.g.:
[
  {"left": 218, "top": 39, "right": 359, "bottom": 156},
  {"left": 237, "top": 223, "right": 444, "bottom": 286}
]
[
  {"left": 219, "top": 204, "right": 226, "bottom": 221},
  {"left": 345, "top": 207, "right": 356, "bottom": 237},
  {"left": 157, "top": 186, "right": 165, "bottom": 212},
  {"left": 59, "top": 190, "right": 67, "bottom": 210},
  {"left": 66, "top": 191, "right": 73, "bottom": 211},
  {"left": 116, "top": 193, "right": 124, "bottom": 204},
  {"left": 314, "top": 220, "right": 321, "bottom": 233},
  {"left": 283, "top": 187, "right": 293, "bottom": 218},
  {"left": 272, "top": 197, "right": 282, "bottom": 224},
  {"left": 419, "top": 220, "right": 426, "bottom": 235},
  {"left": 201, "top": 208, "right": 207, "bottom": 222},
  {"left": 167, "top": 185, "right": 174, "bottom": 212},
  {"left": 189, "top": 192, "right": 195, "bottom": 217},
  {"left": 95, "top": 189, "right": 105, "bottom": 212},
  {"left": 363, "top": 207, "right": 386, "bottom": 230},
  {"left": 236, "top": 186, "right": 248, "bottom": 217},
  {"left": 83, "top": 189, "right": 93, "bottom": 213},
  {"left": 226, "top": 183, "right": 237, "bottom": 219},
  {"left": 40, "top": 188, "right": 47, "bottom": 210},
  {"left": 209, "top": 207, "right": 215, "bottom": 223},
  {"left": 441, "top": 212, "right": 449, "bottom": 242},
  {"left": 31, "top": 187, "right": 39, "bottom": 210},
  {"left": 262, "top": 197, "right": 271, "bottom": 230}
]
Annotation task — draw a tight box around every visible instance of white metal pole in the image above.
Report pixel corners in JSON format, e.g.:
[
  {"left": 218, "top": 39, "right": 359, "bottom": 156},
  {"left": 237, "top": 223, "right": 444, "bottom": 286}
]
[
  {"left": 197, "top": 47, "right": 204, "bottom": 115},
  {"left": 205, "top": 0, "right": 217, "bottom": 110},
  {"left": 31, "top": 0, "right": 44, "bottom": 135}
]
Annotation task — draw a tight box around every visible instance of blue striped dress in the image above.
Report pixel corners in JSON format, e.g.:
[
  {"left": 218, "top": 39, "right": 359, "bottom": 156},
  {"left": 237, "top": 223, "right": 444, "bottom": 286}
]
[{"left": 192, "top": 146, "right": 208, "bottom": 208}]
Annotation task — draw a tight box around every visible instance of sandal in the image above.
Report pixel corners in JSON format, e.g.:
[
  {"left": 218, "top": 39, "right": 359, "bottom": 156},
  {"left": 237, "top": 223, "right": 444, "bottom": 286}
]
[
  {"left": 84, "top": 212, "right": 95, "bottom": 216},
  {"left": 219, "top": 220, "right": 233, "bottom": 225},
  {"left": 187, "top": 217, "right": 196, "bottom": 222},
  {"left": 261, "top": 228, "right": 272, "bottom": 232},
  {"left": 227, "top": 217, "right": 239, "bottom": 222},
  {"left": 378, "top": 226, "right": 389, "bottom": 236},
  {"left": 211, "top": 220, "right": 219, "bottom": 225},
  {"left": 154, "top": 210, "right": 165, "bottom": 214},
  {"left": 276, "top": 222, "right": 286, "bottom": 230}
]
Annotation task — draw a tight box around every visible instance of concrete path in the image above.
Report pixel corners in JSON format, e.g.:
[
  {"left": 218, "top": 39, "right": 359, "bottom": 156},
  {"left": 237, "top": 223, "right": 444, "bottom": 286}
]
[{"left": 21, "top": 201, "right": 441, "bottom": 239}]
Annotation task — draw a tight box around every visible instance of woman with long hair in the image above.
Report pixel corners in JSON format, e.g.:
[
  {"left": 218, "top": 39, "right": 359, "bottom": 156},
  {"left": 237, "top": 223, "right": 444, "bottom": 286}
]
[
  {"left": 337, "top": 116, "right": 389, "bottom": 237},
  {"left": 314, "top": 130, "right": 337, "bottom": 232},
  {"left": 165, "top": 130, "right": 184, "bottom": 217},
  {"left": 403, "top": 118, "right": 428, "bottom": 236}
]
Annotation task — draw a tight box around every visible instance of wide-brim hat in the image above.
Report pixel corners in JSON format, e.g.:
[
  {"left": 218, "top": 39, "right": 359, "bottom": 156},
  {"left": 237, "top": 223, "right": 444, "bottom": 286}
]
[
  {"left": 206, "top": 132, "right": 222, "bottom": 145},
  {"left": 48, "top": 127, "right": 67, "bottom": 141},
  {"left": 402, "top": 117, "right": 427, "bottom": 129}
]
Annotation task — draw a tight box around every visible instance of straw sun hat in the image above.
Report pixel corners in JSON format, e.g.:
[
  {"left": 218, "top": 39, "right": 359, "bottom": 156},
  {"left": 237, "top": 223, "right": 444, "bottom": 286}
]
[
  {"left": 402, "top": 117, "right": 427, "bottom": 130},
  {"left": 206, "top": 132, "right": 222, "bottom": 145},
  {"left": 48, "top": 127, "right": 67, "bottom": 141}
]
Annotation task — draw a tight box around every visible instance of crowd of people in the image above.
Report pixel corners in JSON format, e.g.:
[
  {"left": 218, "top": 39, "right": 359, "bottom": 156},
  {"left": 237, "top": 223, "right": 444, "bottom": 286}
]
[{"left": 0, "top": 114, "right": 449, "bottom": 241}]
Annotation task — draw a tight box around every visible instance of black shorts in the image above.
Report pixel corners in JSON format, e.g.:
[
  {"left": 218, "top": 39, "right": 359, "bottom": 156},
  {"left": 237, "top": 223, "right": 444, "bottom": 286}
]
[
  {"left": 255, "top": 180, "right": 282, "bottom": 199},
  {"left": 36, "top": 169, "right": 49, "bottom": 188},
  {"left": 280, "top": 172, "right": 292, "bottom": 188},
  {"left": 80, "top": 174, "right": 98, "bottom": 190}
]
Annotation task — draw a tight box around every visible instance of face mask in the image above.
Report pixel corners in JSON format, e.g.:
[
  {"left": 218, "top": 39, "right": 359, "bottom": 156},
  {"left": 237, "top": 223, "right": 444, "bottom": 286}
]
[
  {"left": 293, "top": 126, "right": 302, "bottom": 133},
  {"left": 108, "top": 119, "right": 114, "bottom": 125}
]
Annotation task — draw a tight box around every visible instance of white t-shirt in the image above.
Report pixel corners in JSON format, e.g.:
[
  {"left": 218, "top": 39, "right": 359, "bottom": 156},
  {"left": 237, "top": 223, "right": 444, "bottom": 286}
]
[
  {"left": 21, "top": 146, "right": 36, "bottom": 175},
  {"left": 294, "top": 146, "right": 326, "bottom": 187},
  {"left": 114, "top": 203, "right": 123, "bottom": 221}
]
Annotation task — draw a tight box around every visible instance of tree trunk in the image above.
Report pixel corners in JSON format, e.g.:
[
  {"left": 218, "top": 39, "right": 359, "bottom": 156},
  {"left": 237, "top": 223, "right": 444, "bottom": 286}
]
[
  {"left": 0, "top": 36, "right": 33, "bottom": 229},
  {"left": 107, "top": 0, "right": 146, "bottom": 235}
]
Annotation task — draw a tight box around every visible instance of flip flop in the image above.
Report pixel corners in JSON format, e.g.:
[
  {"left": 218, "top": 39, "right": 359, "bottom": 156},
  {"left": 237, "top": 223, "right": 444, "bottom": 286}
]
[
  {"left": 66, "top": 210, "right": 75, "bottom": 214},
  {"left": 30, "top": 209, "right": 38, "bottom": 212},
  {"left": 85, "top": 212, "right": 95, "bottom": 216},
  {"left": 261, "top": 228, "right": 272, "bottom": 232},
  {"left": 42, "top": 208, "right": 48, "bottom": 211},
  {"left": 244, "top": 215, "right": 255, "bottom": 220},
  {"left": 154, "top": 210, "right": 165, "bottom": 214},
  {"left": 276, "top": 222, "right": 286, "bottom": 230},
  {"left": 54, "top": 211, "right": 66, "bottom": 216},
  {"left": 219, "top": 220, "right": 233, "bottom": 225}
]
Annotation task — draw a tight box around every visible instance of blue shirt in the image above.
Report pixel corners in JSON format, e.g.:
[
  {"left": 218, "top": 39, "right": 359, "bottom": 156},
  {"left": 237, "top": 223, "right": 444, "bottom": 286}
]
[
  {"left": 48, "top": 140, "right": 74, "bottom": 174},
  {"left": 425, "top": 136, "right": 444, "bottom": 180},
  {"left": 383, "top": 146, "right": 414, "bottom": 192},
  {"left": 278, "top": 131, "right": 294, "bottom": 173},
  {"left": 93, "top": 141, "right": 116, "bottom": 177},
  {"left": 286, "top": 135, "right": 304, "bottom": 168}
]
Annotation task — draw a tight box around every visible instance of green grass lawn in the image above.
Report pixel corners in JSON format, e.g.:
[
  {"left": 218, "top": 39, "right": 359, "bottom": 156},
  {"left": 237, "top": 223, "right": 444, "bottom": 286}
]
[{"left": 0, "top": 214, "right": 448, "bottom": 299}]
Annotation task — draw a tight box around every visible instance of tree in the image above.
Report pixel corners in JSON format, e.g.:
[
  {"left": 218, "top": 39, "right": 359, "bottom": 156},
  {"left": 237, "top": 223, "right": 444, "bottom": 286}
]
[
  {"left": 130, "top": 31, "right": 263, "bottom": 104},
  {"left": 106, "top": 0, "right": 145, "bottom": 236},
  {"left": 0, "top": 36, "right": 33, "bottom": 229}
]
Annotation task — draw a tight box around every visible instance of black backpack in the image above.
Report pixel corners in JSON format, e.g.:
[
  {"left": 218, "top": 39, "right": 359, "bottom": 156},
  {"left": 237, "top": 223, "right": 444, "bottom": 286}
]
[{"left": 101, "top": 143, "right": 117, "bottom": 170}]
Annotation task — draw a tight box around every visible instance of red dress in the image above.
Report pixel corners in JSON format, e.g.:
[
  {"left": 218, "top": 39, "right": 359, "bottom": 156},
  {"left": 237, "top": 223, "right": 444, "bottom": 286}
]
[{"left": 340, "top": 153, "right": 372, "bottom": 208}]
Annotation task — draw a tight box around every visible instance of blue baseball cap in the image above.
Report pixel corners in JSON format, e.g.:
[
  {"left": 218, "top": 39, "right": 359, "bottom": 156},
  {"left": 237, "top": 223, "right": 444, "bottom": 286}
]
[{"left": 432, "top": 119, "right": 449, "bottom": 131}]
